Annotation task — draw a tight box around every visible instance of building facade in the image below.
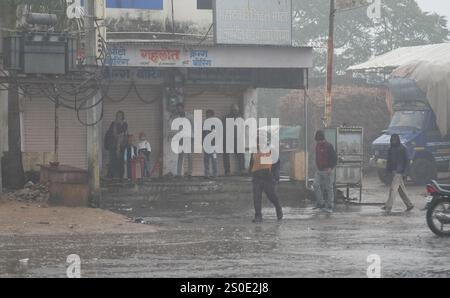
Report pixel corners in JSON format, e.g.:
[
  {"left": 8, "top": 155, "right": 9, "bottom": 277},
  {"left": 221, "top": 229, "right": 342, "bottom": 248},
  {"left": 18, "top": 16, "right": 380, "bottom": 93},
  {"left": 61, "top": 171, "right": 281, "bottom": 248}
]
[{"left": 3, "top": 0, "right": 313, "bottom": 180}]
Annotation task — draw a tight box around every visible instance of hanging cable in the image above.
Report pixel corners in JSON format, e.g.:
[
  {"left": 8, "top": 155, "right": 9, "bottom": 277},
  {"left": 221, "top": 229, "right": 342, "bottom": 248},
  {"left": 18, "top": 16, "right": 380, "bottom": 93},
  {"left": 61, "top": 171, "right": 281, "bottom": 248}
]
[
  {"left": 197, "top": 23, "right": 213, "bottom": 46},
  {"left": 133, "top": 83, "right": 161, "bottom": 104}
]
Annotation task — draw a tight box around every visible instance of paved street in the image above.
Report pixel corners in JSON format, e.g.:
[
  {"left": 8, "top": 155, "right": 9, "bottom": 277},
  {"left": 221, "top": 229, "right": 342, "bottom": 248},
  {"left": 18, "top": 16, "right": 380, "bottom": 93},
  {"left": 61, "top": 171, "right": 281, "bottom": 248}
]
[{"left": 1, "top": 176, "right": 449, "bottom": 278}]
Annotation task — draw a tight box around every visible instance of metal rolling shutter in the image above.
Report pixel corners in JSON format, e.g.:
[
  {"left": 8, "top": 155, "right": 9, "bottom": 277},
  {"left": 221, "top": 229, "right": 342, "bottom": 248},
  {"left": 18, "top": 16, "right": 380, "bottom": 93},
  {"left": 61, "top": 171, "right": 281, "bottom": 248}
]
[
  {"left": 102, "top": 83, "right": 163, "bottom": 176},
  {"left": 23, "top": 96, "right": 87, "bottom": 169},
  {"left": 183, "top": 85, "right": 243, "bottom": 176}
]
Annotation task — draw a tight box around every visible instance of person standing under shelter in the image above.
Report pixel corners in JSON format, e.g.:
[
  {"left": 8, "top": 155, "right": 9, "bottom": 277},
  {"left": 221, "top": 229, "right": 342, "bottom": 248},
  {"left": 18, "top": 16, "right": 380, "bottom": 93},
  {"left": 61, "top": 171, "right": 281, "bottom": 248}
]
[
  {"left": 174, "top": 103, "right": 193, "bottom": 177},
  {"left": 137, "top": 132, "right": 152, "bottom": 177},
  {"left": 223, "top": 104, "right": 245, "bottom": 176},
  {"left": 382, "top": 134, "right": 415, "bottom": 214},
  {"left": 104, "top": 111, "right": 128, "bottom": 179},
  {"left": 203, "top": 109, "right": 218, "bottom": 179},
  {"left": 123, "top": 135, "right": 138, "bottom": 180},
  {"left": 313, "top": 130, "right": 337, "bottom": 213}
]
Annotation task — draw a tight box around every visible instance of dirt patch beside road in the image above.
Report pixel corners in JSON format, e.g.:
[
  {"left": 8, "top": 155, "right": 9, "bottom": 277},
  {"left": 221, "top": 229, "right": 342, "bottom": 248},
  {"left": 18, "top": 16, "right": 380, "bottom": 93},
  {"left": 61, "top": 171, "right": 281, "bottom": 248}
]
[{"left": 0, "top": 196, "right": 159, "bottom": 236}]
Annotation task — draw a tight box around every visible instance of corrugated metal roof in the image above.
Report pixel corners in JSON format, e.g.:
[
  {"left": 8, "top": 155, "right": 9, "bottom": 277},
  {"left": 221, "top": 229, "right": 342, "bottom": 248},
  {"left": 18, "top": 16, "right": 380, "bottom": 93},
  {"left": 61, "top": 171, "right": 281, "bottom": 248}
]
[{"left": 347, "top": 43, "right": 450, "bottom": 71}]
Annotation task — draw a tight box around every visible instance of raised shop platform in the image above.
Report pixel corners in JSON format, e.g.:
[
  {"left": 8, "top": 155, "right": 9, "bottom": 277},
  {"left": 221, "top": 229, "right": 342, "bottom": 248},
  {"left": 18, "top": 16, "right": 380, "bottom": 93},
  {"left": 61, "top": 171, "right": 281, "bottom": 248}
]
[{"left": 100, "top": 176, "right": 312, "bottom": 206}]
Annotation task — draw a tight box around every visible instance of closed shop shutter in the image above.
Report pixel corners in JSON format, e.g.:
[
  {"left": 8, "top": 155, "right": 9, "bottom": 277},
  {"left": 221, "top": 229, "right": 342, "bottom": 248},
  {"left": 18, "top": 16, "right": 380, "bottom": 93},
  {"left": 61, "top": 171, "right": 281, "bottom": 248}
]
[
  {"left": 182, "top": 85, "right": 243, "bottom": 176},
  {"left": 102, "top": 83, "right": 163, "bottom": 176},
  {"left": 23, "top": 96, "right": 87, "bottom": 169}
]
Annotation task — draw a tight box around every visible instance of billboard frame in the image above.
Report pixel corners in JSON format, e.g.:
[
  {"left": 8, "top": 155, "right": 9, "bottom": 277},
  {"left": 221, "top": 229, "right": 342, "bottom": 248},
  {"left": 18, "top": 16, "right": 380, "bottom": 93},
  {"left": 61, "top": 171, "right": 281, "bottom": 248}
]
[{"left": 212, "top": 0, "right": 293, "bottom": 46}]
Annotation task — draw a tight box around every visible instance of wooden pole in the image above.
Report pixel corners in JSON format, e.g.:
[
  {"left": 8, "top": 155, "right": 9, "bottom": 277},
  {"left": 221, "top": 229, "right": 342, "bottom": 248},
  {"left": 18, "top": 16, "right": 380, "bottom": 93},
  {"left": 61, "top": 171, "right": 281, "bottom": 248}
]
[{"left": 325, "top": 0, "right": 336, "bottom": 127}]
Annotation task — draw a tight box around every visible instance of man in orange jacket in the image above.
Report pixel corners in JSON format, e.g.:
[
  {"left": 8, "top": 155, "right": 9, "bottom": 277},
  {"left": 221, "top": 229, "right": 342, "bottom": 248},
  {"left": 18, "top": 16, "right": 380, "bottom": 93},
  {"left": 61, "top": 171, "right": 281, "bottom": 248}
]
[{"left": 249, "top": 150, "right": 283, "bottom": 223}]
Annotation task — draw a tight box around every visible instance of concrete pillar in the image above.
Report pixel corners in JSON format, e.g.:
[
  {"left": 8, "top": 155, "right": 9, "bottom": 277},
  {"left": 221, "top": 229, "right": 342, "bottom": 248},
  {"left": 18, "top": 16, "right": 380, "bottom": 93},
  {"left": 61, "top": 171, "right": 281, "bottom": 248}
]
[
  {"left": 243, "top": 88, "right": 259, "bottom": 168},
  {"left": 86, "top": 94, "right": 102, "bottom": 206},
  {"left": 85, "top": 0, "right": 105, "bottom": 206}
]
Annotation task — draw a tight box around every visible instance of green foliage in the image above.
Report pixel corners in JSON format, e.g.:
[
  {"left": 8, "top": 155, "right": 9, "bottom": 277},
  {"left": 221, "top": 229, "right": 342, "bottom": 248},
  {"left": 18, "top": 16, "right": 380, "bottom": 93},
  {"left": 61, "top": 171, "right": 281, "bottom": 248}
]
[{"left": 293, "top": 0, "right": 450, "bottom": 76}]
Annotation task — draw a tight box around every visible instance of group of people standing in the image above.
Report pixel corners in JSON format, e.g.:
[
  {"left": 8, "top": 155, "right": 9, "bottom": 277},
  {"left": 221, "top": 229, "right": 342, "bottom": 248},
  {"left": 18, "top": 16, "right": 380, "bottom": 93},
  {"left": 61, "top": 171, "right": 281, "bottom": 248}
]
[
  {"left": 105, "top": 103, "right": 247, "bottom": 180},
  {"left": 171, "top": 103, "right": 246, "bottom": 178},
  {"left": 104, "top": 108, "right": 415, "bottom": 222},
  {"left": 105, "top": 111, "right": 153, "bottom": 181}
]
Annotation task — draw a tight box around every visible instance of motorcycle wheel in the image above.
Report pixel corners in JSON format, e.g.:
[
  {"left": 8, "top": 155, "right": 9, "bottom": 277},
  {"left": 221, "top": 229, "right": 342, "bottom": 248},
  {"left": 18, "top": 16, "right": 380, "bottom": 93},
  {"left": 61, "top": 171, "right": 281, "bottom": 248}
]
[{"left": 426, "top": 197, "right": 450, "bottom": 237}]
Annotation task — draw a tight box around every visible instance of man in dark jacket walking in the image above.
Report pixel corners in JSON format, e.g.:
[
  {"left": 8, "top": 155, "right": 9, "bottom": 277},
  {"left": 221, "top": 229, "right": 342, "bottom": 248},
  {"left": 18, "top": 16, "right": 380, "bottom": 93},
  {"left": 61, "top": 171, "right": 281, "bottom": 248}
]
[
  {"left": 383, "top": 134, "right": 414, "bottom": 214},
  {"left": 313, "top": 130, "right": 337, "bottom": 213}
]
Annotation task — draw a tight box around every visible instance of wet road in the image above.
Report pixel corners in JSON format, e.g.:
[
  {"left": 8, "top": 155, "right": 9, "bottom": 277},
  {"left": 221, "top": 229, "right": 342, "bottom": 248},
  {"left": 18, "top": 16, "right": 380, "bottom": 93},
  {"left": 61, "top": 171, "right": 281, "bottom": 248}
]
[{"left": 1, "top": 176, "right": 450, "bottom": 278}]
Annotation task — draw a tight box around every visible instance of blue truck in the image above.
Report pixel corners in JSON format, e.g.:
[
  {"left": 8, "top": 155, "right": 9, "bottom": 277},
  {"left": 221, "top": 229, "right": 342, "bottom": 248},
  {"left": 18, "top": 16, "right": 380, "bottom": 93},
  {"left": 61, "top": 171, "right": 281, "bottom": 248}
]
[{"left": 371, "top": 78, "right": 450, "bottom": 185}]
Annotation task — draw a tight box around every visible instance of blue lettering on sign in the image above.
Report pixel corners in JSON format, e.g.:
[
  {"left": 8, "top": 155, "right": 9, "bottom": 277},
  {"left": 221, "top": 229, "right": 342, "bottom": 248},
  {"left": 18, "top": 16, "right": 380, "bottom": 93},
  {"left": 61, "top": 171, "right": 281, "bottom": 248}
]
[
  {"left": 80, "top": 0, "right": 163, "bottom": 10},
  {"left": 190, "top": 50, "right": 213, "bottom": 67},
  {"left": 106, "top": 47, "right": 130, "bottom": 66}
]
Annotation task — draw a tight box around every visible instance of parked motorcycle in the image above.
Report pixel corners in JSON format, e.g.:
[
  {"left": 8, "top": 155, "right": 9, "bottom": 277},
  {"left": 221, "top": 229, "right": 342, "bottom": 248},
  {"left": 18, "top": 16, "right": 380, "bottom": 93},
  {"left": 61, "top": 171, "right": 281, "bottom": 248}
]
[{"left": 425, "top": 180, "right": 450, "bottom": 237}]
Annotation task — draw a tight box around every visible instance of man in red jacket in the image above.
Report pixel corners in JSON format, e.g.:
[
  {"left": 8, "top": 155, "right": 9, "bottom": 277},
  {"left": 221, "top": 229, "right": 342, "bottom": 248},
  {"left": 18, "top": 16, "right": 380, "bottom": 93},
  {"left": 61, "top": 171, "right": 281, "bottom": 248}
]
[{"left": 313, "top": 130, "right": 337, "bottom": 213}]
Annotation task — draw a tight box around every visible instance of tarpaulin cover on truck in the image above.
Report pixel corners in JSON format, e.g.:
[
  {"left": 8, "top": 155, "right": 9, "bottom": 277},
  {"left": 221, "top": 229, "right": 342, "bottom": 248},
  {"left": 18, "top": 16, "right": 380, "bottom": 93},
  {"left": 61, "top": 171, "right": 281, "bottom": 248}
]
[
  {"left": 347, "top": 43, "right": 450, "bottom": 136},
  {"left": 391, "top": 61, "right": 450, "bottom": 136}
]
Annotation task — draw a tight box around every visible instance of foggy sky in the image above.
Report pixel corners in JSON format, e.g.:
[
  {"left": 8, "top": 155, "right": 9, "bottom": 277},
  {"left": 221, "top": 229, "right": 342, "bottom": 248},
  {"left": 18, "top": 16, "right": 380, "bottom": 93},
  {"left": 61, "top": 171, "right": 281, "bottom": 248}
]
[{"left": 415, "top": 0, "right": 450, "bottom": 25}]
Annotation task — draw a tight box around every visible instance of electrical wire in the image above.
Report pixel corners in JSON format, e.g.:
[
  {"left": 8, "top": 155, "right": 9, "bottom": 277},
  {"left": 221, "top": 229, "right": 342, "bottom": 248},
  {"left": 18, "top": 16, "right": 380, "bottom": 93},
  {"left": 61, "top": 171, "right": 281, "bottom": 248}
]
[
  {"left": 133, "top": 83, "right": 161, "bottom": 104},
  {"left": 74, "top": 92, "right": 105, "bottom": 127},
  {"left": 197, "top": 23, "right": 214, "bottom": 46},
  {"left": 101, "top": 83, "right": 133, "bottom": 103},
  {"left": 1, "top": 4, "right": 165, "bottom": 127},
  {"left": 0, "top": 14, "right": 113, "bottom": 126}
]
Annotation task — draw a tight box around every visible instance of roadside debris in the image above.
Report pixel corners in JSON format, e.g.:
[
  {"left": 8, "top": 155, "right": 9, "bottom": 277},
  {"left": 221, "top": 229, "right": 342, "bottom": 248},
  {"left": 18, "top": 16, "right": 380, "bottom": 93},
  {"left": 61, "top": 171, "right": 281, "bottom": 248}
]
[
  {"left": 6, "top": 182, "right": 49, "bottom": 203},
  {"left": 132, "top": 217, "right": 152, "bottom": 225}
]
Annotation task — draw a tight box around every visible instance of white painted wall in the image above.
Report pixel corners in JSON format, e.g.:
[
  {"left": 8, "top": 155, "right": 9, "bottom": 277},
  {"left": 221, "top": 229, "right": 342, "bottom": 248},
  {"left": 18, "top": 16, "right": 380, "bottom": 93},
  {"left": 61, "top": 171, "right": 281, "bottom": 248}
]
[{"left": 171, "top": 0, "right": 212, "bottom": 26}]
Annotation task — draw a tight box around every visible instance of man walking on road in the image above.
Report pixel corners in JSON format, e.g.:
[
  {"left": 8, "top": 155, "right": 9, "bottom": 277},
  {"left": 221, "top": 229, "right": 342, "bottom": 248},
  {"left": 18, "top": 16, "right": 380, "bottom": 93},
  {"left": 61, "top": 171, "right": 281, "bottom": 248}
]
[
  {"left": 313, "top": 130, "right": 337, "bottom": 213},
  {"left": 383, "top": 134, "right": 415, "bottom": 214},
  {"left": 249, "top": 146, "right": 283, "bottom": 223}
]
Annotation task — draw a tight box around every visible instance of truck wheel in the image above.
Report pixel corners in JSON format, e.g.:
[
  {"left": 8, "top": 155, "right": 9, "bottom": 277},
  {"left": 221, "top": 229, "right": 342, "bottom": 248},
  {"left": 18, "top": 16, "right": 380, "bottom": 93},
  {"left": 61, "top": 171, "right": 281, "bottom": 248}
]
[
  {"left": 377, "top": 169, "right": 393, "bottom": 186},
  {"left": 410, "top": 158, "right": 437, "bottom": 185}
]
